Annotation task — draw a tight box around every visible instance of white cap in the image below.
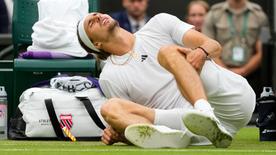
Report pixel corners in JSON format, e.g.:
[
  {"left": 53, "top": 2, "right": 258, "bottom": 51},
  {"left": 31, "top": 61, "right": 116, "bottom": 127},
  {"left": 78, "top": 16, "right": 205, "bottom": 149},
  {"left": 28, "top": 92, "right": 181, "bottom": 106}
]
[
  {"left": 0, "top": 86, "right": 7, "bottom": 97},
  {"left": 77, "top": 15, "right": 100, "bottom": 52}
]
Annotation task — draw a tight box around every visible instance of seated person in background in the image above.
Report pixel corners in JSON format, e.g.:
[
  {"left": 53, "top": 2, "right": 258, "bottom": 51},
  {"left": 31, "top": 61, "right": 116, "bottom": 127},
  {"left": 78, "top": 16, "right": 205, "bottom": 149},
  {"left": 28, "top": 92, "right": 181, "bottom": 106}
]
[
  {"left": 110, "top": 0, "right": 150, "bottom": 33},
  {"left": 77, "top": 12, "right": 255, "bottom": 148},
  {"left": 186, "top": 0, "right": 209, "bottom": 32},
  {"left": 202, "top": 0, "right": 269, "bottom": 95}
]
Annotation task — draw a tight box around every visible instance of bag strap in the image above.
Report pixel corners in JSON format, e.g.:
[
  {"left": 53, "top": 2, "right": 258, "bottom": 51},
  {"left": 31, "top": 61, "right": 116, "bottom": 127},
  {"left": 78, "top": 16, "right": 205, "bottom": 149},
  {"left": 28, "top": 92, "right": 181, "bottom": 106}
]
[
  {"left": 44, "top": 99, "right": 65, "bottom": 140},
  {"left": 77, "top": 97, "right": 106, "bottom": 130}
]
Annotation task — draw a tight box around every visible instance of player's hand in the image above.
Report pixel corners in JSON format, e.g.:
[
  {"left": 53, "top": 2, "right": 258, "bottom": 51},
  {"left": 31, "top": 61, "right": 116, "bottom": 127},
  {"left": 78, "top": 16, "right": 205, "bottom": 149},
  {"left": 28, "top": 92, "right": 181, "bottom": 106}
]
[
  {"left": 177, "top": 47, "right": 206, "bottom": 72},
  {"left": 101, "top": 126, "right": 120, "bottom": 145}
]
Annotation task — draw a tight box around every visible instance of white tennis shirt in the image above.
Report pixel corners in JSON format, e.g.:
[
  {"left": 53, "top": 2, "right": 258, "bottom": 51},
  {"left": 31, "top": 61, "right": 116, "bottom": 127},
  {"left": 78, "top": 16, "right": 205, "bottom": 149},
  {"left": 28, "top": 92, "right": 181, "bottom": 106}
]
[
  {"left": 99, "top": 13, "right": 194, "bottom": 109},
  {"left": 99, "top": 13, "right": 255, "bottom": 126}
]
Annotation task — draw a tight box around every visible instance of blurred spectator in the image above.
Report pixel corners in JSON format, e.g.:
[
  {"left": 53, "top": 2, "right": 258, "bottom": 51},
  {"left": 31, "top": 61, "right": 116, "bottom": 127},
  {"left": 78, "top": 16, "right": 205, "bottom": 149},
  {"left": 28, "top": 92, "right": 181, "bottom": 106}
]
[
  {"left": 0, "top": 0, "right": 9, "bottom": 33},
  {"left": 0, "top": 0, "right": 13, "bottom": 60},
  {"left": 186, "top": 0, "right": 209, "bottom": 32},
  {"left": 203, "top": 0, "right": 269, "bottom": 95},
  {"left": 110, "top": 0, "right": 150, "bottom": 33}
]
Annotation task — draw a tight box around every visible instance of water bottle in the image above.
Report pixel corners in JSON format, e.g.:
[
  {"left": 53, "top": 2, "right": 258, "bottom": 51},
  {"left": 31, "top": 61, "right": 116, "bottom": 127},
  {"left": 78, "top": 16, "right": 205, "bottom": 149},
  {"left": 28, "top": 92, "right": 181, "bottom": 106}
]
[
  {"left": 260, "top": 87, "right": 274, "bottom": 98},
  {"left": 0, "top": 86, "right": 7, "bottom": 139}
]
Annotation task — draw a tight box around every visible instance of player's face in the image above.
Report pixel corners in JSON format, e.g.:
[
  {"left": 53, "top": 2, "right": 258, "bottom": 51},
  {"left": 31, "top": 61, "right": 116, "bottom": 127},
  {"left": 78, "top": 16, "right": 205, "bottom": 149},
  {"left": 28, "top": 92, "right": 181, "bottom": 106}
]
[
  {"left": 187, "top": 4, "right": 207, "bottom": 32},
  {"left": 84, "top": 12, "right": 119, "bottom": 43}
]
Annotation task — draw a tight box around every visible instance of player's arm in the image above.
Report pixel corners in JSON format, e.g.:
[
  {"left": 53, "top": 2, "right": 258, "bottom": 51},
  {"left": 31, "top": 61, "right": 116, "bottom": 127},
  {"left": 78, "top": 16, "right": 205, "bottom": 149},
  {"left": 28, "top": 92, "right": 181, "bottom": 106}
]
[
  {"left": 182, "top": 29, "right": 222, "bottom": 59},
  {"left": 156, "top": 13, "right": 221, "bottom": 71},
  {"left": 182, "top": 9, "right": 222, "bottom": 69},
  {"left": 156, "top": 13, "right": 221, "bottom": 58},
  {"left": 177, "top": 29, "right": 222, "bottom": 72}
]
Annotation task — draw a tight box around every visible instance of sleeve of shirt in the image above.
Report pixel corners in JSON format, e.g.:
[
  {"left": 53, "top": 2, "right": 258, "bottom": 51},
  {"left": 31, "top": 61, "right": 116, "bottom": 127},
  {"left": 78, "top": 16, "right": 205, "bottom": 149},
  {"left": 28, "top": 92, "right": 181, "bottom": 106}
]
[
  {"left": 259, "top": 11, "right": 269, "bottom": 27},
  {"left": 154, "top": 13, "right": 194, "bottom": 46},
  {"left": 99, "top": 77, "right": 130, "bottom": 100},
  {"left": 202, "top": 11, "right": 216, "bottom": 39}
]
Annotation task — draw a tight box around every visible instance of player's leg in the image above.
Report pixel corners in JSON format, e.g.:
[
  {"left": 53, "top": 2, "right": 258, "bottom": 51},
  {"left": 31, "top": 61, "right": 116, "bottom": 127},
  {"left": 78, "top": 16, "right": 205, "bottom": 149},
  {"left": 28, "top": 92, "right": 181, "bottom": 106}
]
[
  {"left": 157, "top": 45, "right": 207, "bottom": 105},
  {"left": 100, "top": 98, "right": 154, "bottom": 133},
  {"left": 157, "top": 45, "right": 215, "bottom": 115},
  {"left": 100, "top": 98, "right": 191, "bottom": 148},
  {"left": 199, "top": 61, "right": 256, "bottom": 136},
  {"left": 157, "top": 45, "right": 232, "bottom": 148},
  {"left": 100, "top": 98, "right": 153, "bottom": 145}
]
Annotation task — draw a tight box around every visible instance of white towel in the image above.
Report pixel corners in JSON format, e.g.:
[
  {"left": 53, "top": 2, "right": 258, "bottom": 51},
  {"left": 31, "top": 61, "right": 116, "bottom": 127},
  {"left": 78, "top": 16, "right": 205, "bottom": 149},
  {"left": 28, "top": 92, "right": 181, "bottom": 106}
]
[{"left": 27, "top": 0, "right": 89, "bottom": 57}]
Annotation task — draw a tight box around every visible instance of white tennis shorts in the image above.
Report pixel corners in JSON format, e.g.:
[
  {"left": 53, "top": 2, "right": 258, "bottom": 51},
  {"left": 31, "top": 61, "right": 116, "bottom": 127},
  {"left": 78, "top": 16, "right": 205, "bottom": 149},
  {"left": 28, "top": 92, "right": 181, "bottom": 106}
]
[{"left": 154, "top": 60, "right": 256, "bottom": 145}]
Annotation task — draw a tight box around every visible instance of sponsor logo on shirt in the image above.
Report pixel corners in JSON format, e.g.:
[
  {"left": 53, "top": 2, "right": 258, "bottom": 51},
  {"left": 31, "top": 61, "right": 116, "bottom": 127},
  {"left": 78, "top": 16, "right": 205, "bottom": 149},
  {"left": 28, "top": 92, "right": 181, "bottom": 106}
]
[{"left": 141, "top": 55, "right": 148, "bottom": 62}]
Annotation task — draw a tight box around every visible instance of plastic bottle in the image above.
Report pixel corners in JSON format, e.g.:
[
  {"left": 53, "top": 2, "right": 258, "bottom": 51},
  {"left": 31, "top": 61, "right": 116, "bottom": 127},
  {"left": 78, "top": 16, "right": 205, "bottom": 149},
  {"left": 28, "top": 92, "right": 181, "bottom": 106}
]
[
  {"left": 0, "top": 86, "right": 7, "bottom": 139},
  {"left": 260, "top": 87, "right": 274, "bottom": 97}
]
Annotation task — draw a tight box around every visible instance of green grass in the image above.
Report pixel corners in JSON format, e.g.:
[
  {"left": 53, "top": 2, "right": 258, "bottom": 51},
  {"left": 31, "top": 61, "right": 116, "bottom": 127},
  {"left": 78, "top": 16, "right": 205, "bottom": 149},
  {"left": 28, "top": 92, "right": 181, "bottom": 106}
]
[{"left": 0, "top": 127, "right": 276, "bottom": 155}]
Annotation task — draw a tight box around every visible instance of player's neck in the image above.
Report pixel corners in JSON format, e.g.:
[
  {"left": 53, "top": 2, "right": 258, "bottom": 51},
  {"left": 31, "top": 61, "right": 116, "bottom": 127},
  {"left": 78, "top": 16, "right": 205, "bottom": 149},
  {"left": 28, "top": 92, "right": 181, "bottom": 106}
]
[
  {"left": 228, "top": 0, "right": 247, "bottom": 10},
  {"left": 106, "top": 28, "right": 135, "bottom": 56}
]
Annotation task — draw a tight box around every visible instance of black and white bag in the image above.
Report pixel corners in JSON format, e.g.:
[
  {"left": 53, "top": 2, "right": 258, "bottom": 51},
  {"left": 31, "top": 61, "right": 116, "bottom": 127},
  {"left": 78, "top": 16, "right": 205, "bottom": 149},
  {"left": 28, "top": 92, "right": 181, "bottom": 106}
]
[
  {"left": 9, "top": 87, "right": 107, "bottom": 140},
  {"left": 256, "top": 87, "right": 276, "bottom": 141}
]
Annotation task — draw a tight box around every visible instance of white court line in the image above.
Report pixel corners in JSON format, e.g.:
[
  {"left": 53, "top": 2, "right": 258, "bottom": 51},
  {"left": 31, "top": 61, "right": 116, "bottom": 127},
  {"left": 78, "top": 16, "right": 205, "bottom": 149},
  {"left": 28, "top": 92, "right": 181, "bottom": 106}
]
[
  {"left": 0, "top": 143, "right": 104, "bottom": 146},
  {"left": 0, "top": 148, "right": 276, "bottom": 153}
]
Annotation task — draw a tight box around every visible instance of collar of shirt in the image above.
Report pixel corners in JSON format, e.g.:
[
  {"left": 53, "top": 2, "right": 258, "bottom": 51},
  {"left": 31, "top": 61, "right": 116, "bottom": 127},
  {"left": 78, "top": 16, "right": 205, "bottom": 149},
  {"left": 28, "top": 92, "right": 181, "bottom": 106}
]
[
  {"left": 223, "top": 2, "right": 253, "bottom": 15},
  {"left": 127, "top": 14, "right": 147, "bottom": 33}
]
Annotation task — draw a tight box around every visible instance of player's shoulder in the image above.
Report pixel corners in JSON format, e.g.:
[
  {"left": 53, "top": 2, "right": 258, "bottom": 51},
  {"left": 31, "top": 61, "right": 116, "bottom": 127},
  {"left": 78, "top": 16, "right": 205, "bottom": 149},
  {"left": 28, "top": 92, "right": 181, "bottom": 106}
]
[
  {"left": 151, "top": 13, "right": 177, "bottom": 21},
  {"left": 142, "top": 13, "right": 178, "bottom": 30},
  {"left": 153, "top": 13, "right": 175, "bottom": 18},
  {"left": 145, "top": 13, "right": 180, "bottom": 27}
]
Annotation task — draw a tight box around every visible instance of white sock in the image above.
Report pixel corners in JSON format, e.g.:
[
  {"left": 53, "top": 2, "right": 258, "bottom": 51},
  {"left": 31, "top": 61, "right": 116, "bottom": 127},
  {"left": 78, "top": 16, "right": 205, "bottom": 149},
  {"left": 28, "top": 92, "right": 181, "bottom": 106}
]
[
  {"left": 194, "top": 100, "right": 221, "bottom": 124},
  {"left": 194, "top": 99, "right": 213, "bottom": 112}
]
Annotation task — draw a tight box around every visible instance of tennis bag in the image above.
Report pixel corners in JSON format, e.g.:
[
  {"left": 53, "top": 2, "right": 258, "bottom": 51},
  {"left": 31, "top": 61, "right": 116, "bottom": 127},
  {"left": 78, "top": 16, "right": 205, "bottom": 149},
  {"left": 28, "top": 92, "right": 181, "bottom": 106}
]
[
  {"left": 9, "top": 87, "right": 107, "bottom": 140},
  {"left": 256, "top": 87, "right": 276, "bottom": 141}
]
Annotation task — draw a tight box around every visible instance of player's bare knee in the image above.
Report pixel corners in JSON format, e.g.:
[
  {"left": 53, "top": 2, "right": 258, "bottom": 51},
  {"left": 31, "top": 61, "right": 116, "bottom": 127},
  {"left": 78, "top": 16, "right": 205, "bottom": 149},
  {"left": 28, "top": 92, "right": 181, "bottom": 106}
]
[
  {"left": 158, "top": 45, "right": 182, "bottom": 69},
  {"left": 100, "top": 98, "right": 122, "bottom": 121}
]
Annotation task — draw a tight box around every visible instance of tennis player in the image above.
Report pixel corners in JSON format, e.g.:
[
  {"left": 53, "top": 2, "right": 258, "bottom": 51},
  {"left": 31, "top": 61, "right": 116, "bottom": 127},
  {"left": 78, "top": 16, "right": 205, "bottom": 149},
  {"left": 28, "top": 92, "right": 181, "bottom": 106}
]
[{"left": 77, "top": 12, "right": 255, "bottom": 148}]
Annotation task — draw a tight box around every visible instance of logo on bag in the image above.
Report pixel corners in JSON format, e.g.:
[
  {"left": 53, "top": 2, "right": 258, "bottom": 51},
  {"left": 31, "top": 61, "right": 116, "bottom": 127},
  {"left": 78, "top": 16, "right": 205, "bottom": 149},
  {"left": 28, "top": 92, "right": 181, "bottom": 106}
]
[
  {"left": 60, "top": 114, "right": 73, "bottom": 130},
  {"left": 262, "top": 129, "right": 276, "bottom": 134},
  {"left": 39, "top": 119, "right": 51, "bottom": 126}
]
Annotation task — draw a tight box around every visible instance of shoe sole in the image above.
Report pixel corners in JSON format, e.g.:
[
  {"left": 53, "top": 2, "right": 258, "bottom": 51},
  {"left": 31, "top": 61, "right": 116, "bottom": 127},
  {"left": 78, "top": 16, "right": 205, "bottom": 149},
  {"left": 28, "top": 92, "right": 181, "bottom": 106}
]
[
  {"left": 125, "top": 124, "right": 190, "bottom": 148},
  {"left": 182, "top": 111, "right": 232, "bottom": 148}
]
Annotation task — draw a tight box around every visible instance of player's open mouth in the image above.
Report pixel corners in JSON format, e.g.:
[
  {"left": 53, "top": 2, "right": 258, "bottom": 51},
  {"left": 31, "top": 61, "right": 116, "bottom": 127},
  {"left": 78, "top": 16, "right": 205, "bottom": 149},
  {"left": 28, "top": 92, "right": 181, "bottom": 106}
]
[{"left": 102, "top": 18, "right": 110, "bottom": 25}]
